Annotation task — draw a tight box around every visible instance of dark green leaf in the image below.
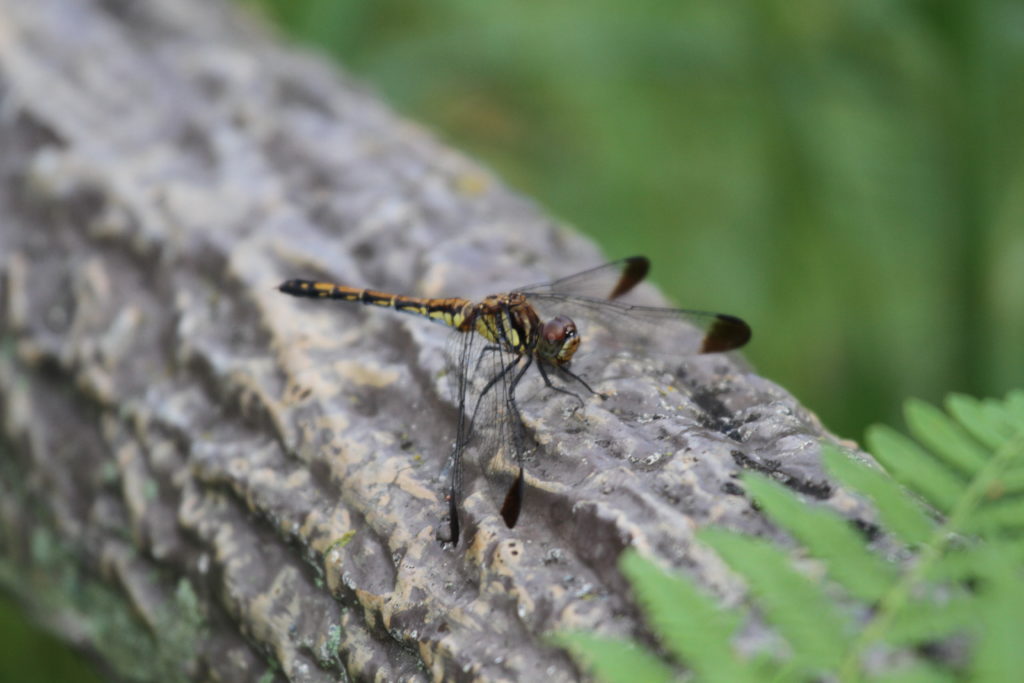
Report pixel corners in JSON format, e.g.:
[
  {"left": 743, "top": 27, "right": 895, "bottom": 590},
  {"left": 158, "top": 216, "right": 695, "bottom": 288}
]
[
  {"left": 904, "top": 399, "right": 990, "bottom": 476},
  {"left": 945, "top": 394, "right": 1015, "bottom": 450},
  {"left": 822, "top": 445, "right": 934, "bottom": 546},
  {"left": 698, "top": 528, "right": 852, "bottom": 675},
  {"left": 970, "top": 557, "right": 1024, "bottom": 683},
  {"left": 1005, "top": 390, "right": 1024, "bottom": 424},
  {"left": 873, "top": 661, "right": 956, "bottom": 683},
  {"left": 925, "top": 540, "right": 1024, "bottom": 584},
  {"left": 964, "top": 496, "right": 1024, "bottom": 534},
  {"left": 886, "top": 595, "right": 974, "bottom": 644},
  {"left": 619, "top": 551, "right": 760, "bottom": 683},
  {"left": 742, "top": 472, "right": 897, "bottom": 602},
  {"left": 550, "top": 633, "right": 674, "bottom": 683},
  {"left": 994, "top": 465, "right": 1024, "bottom": 495},
  {"left": 866, "top": 424, "right": 963, "bottom": 513}
]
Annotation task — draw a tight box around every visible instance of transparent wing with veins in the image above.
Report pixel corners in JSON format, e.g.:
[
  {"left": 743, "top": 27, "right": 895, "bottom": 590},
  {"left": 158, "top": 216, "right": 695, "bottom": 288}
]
[
  {"left": 440, "top": 317, "right": 533, "bottom": 543},
  {"left": 517, "top": 256, "right": 751, "bottom": 367}
]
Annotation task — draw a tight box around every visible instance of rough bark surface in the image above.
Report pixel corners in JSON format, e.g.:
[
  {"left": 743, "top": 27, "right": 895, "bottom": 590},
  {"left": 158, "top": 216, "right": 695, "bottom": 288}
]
[{"left": 0, "top": 1, "right": 875, "bottom": 681}]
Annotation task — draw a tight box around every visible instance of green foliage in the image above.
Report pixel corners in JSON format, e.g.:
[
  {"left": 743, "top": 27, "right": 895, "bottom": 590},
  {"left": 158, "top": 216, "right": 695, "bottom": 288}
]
[
  {"left": 557, "top": 392, "right": 1024, "bottom": 681},
  {"left": 549, "top": 632, "right": 675, "bottom": 683},
  {"left": 0, "top": 521, "right": 207, "bottom": 683},
  {"left": 237, "top": 0, "right": 1024, "bottom": 439},
  {"left": 0, "top": 593, "right": 106, "bottom": 683}
]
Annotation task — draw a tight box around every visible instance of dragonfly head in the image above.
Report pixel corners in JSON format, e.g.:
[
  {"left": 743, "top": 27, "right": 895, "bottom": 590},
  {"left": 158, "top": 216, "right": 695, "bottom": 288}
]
[{"left": 539, "top": 315, "right": 580, "bottom": 366}]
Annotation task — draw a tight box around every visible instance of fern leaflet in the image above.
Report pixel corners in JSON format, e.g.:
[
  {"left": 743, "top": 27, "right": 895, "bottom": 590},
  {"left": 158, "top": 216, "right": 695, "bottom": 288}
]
[{"left": 557, "top": 391, "right": 1024, "bottom": 682}]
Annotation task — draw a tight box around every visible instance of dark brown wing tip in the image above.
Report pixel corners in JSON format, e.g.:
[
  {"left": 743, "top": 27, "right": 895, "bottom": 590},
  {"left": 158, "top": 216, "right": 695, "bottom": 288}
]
[
  {"left": 701, "top": 314, "right": 752, "bottom": 353},
  {"left": 607, "top": 256, "right": 651, "bottom": 300},
  {"left": 500, "top": 468, "right": 525, "bottom": 528}
]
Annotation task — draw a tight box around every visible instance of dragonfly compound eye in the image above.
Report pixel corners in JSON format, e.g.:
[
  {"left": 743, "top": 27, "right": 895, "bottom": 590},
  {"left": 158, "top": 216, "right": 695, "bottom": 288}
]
[{"left": 541, "top": 316, "right": 580, "bottom": 364}]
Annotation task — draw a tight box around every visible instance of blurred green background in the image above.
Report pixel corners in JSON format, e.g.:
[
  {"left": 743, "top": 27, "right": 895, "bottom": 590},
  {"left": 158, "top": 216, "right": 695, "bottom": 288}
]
[
  {"left": 5, "top": 2, "right": 1023, "bottom": 681},
  {"left": 0, "top": 590, "right": 105, "bottom": 682},
  {"left": 243, "top": 0, "right": 1023, "bottom": 440}
]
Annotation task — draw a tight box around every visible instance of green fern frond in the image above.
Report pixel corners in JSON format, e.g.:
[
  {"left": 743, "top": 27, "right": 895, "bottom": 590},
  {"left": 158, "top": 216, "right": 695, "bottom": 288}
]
[
  {"left": 555, "top": 391, "right": 1024, "bottom": 682},
  {"left": 697, "top": 528, "right": 851, "bottom": 676},
  {"left": 617, "top": 551, "right": 760, "bottom": 683},
  {"left": 945, "top": 394, "right": 1016, "bottom": 448},
  {"left": 821, "top": 446, "right": 933, "bottom": 546},
  {"left": 739, "top": 474, "right": 898, "bottom": 602},
  {"left": 866, "top": 424, "right": 962, "bottom": 512},
  {"left": 904, "top": 398, "right": 990, "bottom": 476},
  {"left": 547, "top": 632, "right": 675, "bottom": 683}
]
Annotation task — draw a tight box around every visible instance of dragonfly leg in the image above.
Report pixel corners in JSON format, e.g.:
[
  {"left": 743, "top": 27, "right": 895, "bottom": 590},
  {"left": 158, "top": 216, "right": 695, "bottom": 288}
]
[
  {"left": 558, "top": 365, "right": 609, "bottom": 401},
  {"left": 535, "top": 361, "right": 596, "bottom": 409},
  {"left": 503, "top": 355, "right": 534, "bottom": 428},
  {"left": 472, "top": 344, "right": 502, "bottom": 374},
  {"left": 467, "top": 353, "right": 523, "bottom": 436}
]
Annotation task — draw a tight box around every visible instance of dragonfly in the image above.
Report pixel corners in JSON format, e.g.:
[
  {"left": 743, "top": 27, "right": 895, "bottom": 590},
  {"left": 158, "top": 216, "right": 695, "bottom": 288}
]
[{"left": 279, "top": 257, "right": 751, "bottom": 545}]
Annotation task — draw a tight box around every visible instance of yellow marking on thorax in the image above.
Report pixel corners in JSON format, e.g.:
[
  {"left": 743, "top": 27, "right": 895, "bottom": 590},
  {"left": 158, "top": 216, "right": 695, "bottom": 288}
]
[
  {"left": 475, "top": 315, "right": 500, "bottom": 344},
  {"left": 502, "top": 310, "right": 522, "bottom": 350}
]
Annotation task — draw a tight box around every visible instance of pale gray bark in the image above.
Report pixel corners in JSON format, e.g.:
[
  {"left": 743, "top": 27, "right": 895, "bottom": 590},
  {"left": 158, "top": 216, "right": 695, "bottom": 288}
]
[{"left": 0, "top": 1, "right": 873, "bottom": 681}]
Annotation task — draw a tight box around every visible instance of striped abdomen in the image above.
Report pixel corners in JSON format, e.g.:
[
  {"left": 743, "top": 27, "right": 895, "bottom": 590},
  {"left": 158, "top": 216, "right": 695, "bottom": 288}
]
[{"left": 279, "top": 279, "right": 474, "bottom": 331}]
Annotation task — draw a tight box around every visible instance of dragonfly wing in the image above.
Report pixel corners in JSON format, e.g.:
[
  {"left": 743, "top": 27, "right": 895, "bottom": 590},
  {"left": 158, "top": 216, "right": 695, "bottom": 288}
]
[
  {"left": 519, "top": 255, "right": 749, "bottom": 356},
  {"left": 438, "top": 328, "right": 479, "bottom": 544},
  {"left": 524, "top": 293, "right": 751, "bottom": 365},
  {"left": 443, "top": 328, "right": 533, "bottom": 541},
  {"left": 472, "top": 346, "right": 534, "bottom": 531},
  {"left": 517, "top": 256, "right": 650, "bottom": 300}
]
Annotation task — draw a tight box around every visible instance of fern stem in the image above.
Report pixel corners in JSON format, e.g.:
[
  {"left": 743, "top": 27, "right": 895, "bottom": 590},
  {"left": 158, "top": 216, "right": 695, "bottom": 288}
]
[{"left": 838, "top": 432, "right": 1024, "bottom": 680}]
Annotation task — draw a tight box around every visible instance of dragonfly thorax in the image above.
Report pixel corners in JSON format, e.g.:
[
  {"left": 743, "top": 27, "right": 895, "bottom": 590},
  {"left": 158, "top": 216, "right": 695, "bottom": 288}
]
[{"left": 470, "top": 294, "right": 579, "bottom": 365}]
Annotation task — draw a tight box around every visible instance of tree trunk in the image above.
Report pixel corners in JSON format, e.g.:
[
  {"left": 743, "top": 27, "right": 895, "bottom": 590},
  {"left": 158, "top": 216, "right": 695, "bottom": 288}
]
[{"left": 0, "top": 1, "right": 872, "bottom": 681}]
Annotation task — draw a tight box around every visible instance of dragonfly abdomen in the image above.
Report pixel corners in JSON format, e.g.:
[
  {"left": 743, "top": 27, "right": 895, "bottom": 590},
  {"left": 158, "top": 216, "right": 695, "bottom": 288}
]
[{"left": 278, "top": 279, "right": 473, "bottom": 330}]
